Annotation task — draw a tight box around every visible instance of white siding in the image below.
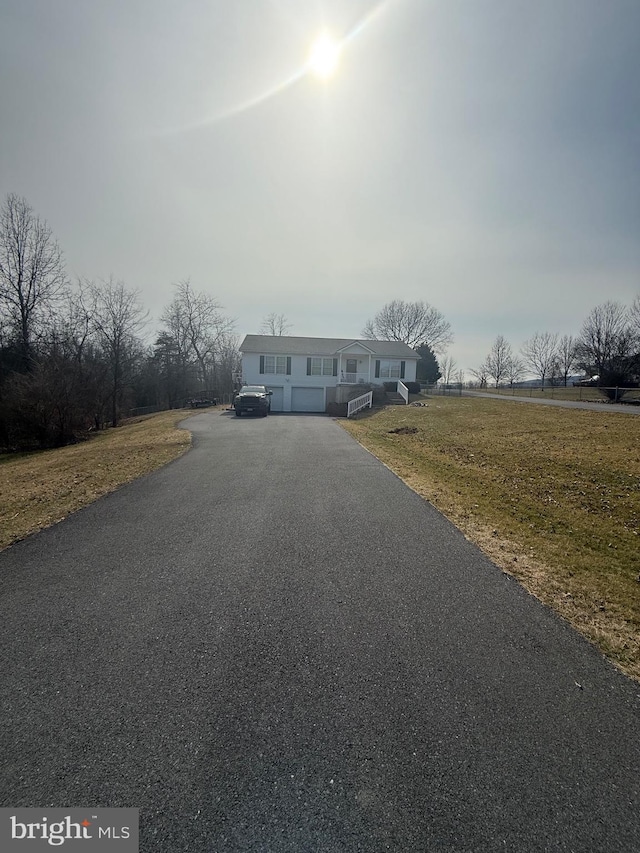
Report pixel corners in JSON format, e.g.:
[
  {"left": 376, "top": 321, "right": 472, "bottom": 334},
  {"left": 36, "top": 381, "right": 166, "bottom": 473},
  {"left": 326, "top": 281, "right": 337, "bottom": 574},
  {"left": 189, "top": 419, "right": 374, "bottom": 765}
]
[{"left": 265, "top": 385, "right": 284, "bottom": 411}]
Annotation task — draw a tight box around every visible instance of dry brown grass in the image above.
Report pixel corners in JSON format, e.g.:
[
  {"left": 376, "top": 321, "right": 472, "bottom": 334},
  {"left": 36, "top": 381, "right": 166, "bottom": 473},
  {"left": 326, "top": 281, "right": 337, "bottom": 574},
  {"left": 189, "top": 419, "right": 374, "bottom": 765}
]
[
  {"left": 0, "top": 410, "right": 192, "bottom": 550},
  {"left": 341, "top": 396, "right": 640, "bottom": 681}
]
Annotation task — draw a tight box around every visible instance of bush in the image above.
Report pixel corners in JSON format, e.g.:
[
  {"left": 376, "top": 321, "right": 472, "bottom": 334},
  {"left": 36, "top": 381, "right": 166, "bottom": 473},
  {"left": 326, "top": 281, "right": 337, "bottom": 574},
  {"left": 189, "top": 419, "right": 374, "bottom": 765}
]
[
  {"left": 598, "top": 371, "right": 639, "bottom": 402},
  {"left": 383, "top": 380, "right": 421, "bottom": 394}
]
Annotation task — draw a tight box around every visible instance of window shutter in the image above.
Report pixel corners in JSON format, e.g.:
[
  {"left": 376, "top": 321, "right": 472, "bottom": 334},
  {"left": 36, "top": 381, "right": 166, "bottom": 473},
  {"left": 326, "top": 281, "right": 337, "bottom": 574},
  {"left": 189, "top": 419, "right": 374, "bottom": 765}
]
[
  {"left": 286, "top": 357, "right": 291, "bottom": 375},
  {"left": 259, "top": 355, "right": 265, "bottom": 374},
  {"left": 375, "top": 360, "right": 380, "bottom": 378},
  {"left": 400, "top": 360, "right": 406, "bottom": 379},
  {"left": 333, "top": 358, "right": 338, "bottom": 376},
  {"left": 307, "top": 357, "right": 312, "bottom": 376}
]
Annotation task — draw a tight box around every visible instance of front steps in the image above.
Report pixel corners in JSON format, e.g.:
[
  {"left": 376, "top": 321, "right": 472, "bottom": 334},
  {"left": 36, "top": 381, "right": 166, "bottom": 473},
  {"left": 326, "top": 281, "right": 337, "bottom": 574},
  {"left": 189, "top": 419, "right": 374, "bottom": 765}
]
[{"left": 385, "top": 392, "right": 406, "bottom": 406}]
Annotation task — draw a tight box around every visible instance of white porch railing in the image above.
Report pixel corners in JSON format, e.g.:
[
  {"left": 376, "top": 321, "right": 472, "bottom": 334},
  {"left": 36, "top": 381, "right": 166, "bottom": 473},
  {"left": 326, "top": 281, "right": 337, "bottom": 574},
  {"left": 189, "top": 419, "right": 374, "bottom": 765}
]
[
  {"left": 347, "top": 391, "right": 373, "bottom": 418},
  {"left": 340, "top": 372, "right": 370, "bottom": 385},
  {"left": 397, "top": 380, "right": 409, "bottom": 404}
]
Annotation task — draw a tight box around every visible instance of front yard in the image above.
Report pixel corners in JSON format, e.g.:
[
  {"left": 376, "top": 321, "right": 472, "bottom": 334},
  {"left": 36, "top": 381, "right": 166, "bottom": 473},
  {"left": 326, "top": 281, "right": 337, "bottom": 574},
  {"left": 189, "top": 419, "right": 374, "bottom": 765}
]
[{"left": 341, "top": 396, "right": 640, "bottom": 681}]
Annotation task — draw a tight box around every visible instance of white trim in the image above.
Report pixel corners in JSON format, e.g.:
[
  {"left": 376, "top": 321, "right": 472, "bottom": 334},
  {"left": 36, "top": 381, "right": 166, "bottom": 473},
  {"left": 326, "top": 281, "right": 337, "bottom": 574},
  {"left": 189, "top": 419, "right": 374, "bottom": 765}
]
[{"left": 335, "top": 341, "right": 376, "bottom": 355}]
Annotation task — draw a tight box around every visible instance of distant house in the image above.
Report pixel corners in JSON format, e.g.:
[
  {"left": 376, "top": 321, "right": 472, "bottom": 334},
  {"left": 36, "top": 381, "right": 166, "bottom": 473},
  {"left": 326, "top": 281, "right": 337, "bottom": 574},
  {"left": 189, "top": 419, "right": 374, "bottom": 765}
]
[{"left": 239, "top": 334, "right": 419, "bottom": 412}]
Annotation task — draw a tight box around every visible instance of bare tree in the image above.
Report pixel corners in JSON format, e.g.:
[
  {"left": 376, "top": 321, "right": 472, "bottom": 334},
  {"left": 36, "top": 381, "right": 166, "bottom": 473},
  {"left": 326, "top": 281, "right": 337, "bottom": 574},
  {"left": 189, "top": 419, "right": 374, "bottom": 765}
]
[
  {"left": 483, "top": 335, "right": 513, "bottom": 387},
  {"left": 521, "top": 331, "right": 559, "bottom": 388},
  {"left": 439, "top": 354, "right": 457, "bottom": 385},
  {"left": 555, "top": 334, "right": 577, "bottom": 386},
  {"left": 214, "top": 333, "right": 242, "bottom": 397},
  {"left": 160, "top": 280, "right": 234, "bottom": 394},
  {"left": 505, "top": 355, "right": 526, "bottom": 387},
  {"left": 362, "top": 299, "right": 452, "bottom": 352},
  {"left": 361, "top": 318, "right": 374, "bottom": 337},
  {"left": 0, "top": 281, "right": 102, "bottom": 448},
  {"left": 468, "top": 365, "right": 488, "bottom": 388},
  {"left": 629, "top": 294, "right": 640, "bottom": 338},
  {"left": 90, "top": 278, "right": 148, "bottom": 427},
  {"left": 575, "top": 301, "right": 634, "bottom": 384},
  {"left": 0, "top": 193, "right": 66, "bottom": 367},
  {"left": 260, "top": 313, "right": 291, "bottom": 336},
  {"left": 158, "top": 294, "right": 194, "bottom": 401}
]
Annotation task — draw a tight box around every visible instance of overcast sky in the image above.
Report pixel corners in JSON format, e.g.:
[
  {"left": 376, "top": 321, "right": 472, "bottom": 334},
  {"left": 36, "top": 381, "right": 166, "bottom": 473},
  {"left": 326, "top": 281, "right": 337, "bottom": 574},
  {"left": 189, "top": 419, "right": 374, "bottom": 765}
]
[{"left": 1, "top": 0, "right": 638, "bottom": 373}]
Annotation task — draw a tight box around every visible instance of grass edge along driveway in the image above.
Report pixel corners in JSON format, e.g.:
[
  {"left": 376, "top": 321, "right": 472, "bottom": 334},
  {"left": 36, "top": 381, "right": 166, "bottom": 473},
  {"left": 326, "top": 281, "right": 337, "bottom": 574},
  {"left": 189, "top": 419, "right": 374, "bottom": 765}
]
[
  {"left": 0, "top": 410, "right": 192, "bottom": 551},
  {"left": 340, "top": 396, "right": 640, "bottom": 683}
]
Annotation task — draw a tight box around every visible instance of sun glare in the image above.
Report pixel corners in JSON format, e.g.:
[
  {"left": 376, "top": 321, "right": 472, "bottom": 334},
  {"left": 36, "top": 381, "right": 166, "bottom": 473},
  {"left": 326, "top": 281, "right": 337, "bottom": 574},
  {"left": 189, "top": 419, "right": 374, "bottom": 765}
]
[{"left": 308, "top": 33, "right": 341, "bottom": 79}]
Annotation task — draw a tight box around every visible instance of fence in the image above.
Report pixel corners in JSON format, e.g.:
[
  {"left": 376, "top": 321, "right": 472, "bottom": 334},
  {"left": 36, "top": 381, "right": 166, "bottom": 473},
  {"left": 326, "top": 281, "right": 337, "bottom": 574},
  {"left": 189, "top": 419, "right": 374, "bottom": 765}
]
[
  {"left": 421, "top": 383, "right": 463, "bottom": 396},
  {"left": 420, "top": 383, "right": 640, "bottom": 404},
  {"left": 468, "top": 385, "right": 640, "bottom": 404},
  {"left": 347, "top": 391, "right": 373, "bottom": 418},
  {"left": 126, "top": 393, "right": 237, "bottom": 419}
]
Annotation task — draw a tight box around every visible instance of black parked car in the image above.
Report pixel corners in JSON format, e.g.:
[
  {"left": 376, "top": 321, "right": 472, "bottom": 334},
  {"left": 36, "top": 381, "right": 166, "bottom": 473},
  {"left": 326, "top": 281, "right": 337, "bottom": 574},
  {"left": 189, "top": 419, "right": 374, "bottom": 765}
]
[{"left": 233, "top": 385, "right": 272, "bottom": 417}]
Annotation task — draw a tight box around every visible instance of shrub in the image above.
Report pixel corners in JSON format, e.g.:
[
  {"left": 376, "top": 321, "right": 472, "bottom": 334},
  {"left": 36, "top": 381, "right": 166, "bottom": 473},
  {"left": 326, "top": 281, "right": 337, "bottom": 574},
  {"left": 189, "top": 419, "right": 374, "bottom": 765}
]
[{"left": 383, "top": 380, "right": 421, "bottom": 394}]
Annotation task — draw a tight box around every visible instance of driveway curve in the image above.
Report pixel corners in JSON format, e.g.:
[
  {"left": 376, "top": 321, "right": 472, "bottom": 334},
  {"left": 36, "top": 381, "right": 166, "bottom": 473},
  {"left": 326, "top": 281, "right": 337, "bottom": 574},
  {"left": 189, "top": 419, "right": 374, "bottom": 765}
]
[{"left": 1, "top": 411, "right": 639, "bottom": 852}]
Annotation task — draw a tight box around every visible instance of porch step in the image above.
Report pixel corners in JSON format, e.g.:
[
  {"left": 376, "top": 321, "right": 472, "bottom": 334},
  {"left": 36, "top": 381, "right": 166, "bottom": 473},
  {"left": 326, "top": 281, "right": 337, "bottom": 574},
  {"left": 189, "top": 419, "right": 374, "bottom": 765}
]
[{"left": 385, "top": 392, "right": 406, "bottom": 405}]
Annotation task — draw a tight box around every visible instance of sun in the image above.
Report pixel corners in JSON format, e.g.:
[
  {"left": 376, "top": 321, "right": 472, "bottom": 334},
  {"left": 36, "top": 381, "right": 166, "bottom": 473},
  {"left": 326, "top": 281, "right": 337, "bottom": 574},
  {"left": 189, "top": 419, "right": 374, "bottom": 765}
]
[{"left": 307, "top": 33, "right": 341, "bottom": 79}]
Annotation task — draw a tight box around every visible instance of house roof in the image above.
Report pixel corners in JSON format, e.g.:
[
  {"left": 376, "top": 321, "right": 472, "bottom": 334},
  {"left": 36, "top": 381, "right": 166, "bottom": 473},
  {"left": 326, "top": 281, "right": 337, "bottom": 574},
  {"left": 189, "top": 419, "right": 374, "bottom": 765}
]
[{"left": 239, "top": 334, "right": 418, "bottom": 359}]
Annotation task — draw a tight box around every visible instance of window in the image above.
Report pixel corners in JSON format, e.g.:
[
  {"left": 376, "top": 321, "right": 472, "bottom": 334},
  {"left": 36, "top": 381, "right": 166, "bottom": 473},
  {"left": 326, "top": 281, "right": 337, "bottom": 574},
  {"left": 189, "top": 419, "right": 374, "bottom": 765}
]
[
  {"left": 264, "top": 355, "right": 287, "bottom": 375},
  {"left": 378, "top": 360, "right": 401, "bottom": 378},
  {"left": 375, "top": 359, "right": 406, "bottom": 379},
  {"left": 260, "top": 355, "right": 291, "bottom": 375},
  {"left": 307, "top": 357, "right": 337, "bottom": 376}
]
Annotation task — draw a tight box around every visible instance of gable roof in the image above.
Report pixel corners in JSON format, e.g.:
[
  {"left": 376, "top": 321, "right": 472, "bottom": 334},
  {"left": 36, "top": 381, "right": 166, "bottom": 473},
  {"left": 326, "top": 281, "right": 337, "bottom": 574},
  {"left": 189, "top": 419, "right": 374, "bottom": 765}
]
[{"left": 239, "top": 334, "right": 418, "bottom": 359}]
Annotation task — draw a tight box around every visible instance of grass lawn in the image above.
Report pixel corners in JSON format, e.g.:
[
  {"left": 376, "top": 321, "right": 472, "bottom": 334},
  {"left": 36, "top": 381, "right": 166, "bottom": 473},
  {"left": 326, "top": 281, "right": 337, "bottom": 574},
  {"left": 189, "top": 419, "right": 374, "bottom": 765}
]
[
  {"left": 0, "top": 409, "right": 192, "bottom": 550},
  {"left": 341, "top": 396, "right": 640, "bottom": 681}
]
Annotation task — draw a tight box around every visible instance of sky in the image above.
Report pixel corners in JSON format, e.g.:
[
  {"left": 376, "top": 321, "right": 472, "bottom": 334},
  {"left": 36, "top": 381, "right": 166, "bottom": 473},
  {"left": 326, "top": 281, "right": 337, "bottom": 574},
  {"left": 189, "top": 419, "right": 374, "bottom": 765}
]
[{"left": 1, "top": 0, "right": 639, "bottom": 374}]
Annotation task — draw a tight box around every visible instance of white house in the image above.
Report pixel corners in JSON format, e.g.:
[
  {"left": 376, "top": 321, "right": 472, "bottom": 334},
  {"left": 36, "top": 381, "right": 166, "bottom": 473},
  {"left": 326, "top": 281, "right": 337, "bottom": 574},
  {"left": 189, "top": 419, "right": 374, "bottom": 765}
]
[{"left": 239, "top": 334, "right": 419, "bottom": 412}]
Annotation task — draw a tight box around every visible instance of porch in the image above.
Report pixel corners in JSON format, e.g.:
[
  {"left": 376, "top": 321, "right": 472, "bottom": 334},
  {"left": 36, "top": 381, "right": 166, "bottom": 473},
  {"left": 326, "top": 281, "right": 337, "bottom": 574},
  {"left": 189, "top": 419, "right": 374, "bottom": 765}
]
[{"left": 338, "top": 372, "right": 371, "bottom": 385}]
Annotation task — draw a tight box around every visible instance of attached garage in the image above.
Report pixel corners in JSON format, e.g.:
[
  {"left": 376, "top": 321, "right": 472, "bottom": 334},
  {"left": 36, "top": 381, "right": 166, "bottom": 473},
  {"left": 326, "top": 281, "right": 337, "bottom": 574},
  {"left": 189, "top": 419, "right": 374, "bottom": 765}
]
[
  {"left": 291, "top": 386, "right": 325, "bottom": 413},
  {"left": 266, "top": 386, "right": 284, "bottom": 412}
]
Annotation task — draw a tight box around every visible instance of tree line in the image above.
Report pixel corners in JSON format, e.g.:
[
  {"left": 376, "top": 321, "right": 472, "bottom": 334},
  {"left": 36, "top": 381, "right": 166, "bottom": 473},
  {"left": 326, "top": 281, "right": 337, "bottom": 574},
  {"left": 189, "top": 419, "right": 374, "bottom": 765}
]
[
  {"left": 471, "top": 300, "right": 640, "bottom": 394},
  {"left": 0, "top": 194, "right": 239, "bottom": 449},
  {"left": 360, "top": 296, "right": 640, "bottom": 392}
]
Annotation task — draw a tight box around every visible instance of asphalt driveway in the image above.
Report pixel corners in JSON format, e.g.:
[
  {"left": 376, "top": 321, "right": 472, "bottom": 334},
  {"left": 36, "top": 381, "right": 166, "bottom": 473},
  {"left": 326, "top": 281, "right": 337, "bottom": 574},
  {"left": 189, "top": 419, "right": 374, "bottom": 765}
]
[
  {"left": 464, "top": 389, "right": 640, "bottom": 414},
  {"left": 1, "top": 411, "right": 639, "bottom": 852}
]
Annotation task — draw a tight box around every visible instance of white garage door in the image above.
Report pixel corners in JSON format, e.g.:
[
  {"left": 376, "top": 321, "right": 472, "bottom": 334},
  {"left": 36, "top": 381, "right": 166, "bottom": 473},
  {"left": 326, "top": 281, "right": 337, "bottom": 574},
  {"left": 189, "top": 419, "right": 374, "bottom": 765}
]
[
  {"left": 291, "top": 387, "right": 325, "bottom": 412},
  {"left": 266, "top": 386, "right": 284, "bottom": 412}
]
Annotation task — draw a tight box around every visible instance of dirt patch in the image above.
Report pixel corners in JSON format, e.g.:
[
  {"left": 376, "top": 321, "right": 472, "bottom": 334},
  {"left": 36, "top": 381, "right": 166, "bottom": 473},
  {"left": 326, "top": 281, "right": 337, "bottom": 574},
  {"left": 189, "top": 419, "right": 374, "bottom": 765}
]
[{"left": 388, "top": 426, "right": 419, "bottom": 435}]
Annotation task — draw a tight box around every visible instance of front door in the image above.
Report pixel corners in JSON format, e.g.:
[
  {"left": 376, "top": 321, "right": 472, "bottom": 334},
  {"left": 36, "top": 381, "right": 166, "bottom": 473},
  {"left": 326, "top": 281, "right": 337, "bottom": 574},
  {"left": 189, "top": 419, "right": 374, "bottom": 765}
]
[{"left": 345, "top": 359, "right": 358, "bottom": 382}]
